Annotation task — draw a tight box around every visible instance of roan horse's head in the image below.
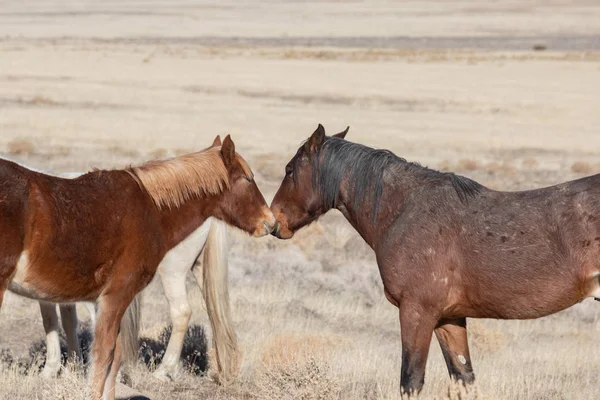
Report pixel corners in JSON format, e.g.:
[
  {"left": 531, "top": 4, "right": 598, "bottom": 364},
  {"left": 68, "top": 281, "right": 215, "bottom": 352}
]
[
  {"left": 270, "top": 124, "right": 348, "bottom": 239},
  {"left": 211, "top": 135, "right": 276, "bottom": 237}
]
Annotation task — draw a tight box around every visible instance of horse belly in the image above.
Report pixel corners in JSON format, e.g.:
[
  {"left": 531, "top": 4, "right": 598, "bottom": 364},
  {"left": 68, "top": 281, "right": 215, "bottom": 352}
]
[
  {"left": 467, "top": 268, "right": 586, "bottom": 319},
  {"left": 7, "top": 250, "right": 88, "bottom": 302},
  {"left": 7, "top": 250, "right": 48, "bottom": 300}
]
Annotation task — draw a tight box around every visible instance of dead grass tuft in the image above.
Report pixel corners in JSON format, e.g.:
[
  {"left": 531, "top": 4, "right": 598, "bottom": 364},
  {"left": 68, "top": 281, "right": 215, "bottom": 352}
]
[
  {"left": 457, "top": 159, "right": 479, "bottom": 171},
  {"left": 291, "top": 223, "right": 327, "bottom": 254},
  {"left": 26, "top": 95, "right": 58, "bottom": 106},
  {"left": 107, "top": 144, "right": 140, "bottom": 158},
  {"left": 521, "top": 158, "right": 539, "bottom": 169},
  {"left": 468, "top": 321, "right": 507, "bottom": 353},
  {"left": 438, "top": 160, "right": 453, "bottom": 172},
  {"left": 7, "top": 138, "right": 35, "bottom": 155},
  {"left": 484, "top": 161, "right": 517, "bottom": 176},
  {"left": 256, "top": 357, "right": 340, "bottom": 400},
  {"left": 150, "top": 148, "right": 168, "bottom": 160},
  {"left": 571, "top": 161, "right": 592, "bottom": 174},
  {"left": 261, "top": 333, "right": 344, "bottom": 367},
  {"left": 441, "top": 381, "right": 484, "bottom": 400},
  {"left": 174, "top": 148, "right": 194, "bottom": 156}
]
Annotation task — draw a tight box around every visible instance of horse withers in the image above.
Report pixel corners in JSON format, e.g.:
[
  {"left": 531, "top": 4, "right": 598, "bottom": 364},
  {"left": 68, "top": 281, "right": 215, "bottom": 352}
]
[
  {"left": 0, "top": 135, "right": 275, "bottom": 400},
  {"left": 270, "top": 124, "right": 600, "bottom": 395}
]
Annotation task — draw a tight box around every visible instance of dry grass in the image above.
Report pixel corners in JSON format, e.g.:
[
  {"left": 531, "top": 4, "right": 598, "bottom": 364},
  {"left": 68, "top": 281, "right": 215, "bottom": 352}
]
[
  {"left": 261, "top": 333, "right": 346, "bottom": 367},
  {"left": 3, "top": 153, "right": 600, "bottom": 399},
  {"left": 2, "top": 2, "right": 600, "bottom": 396},
  {"left": 2, "top": 212, "right": 599, "bottom": 399}
]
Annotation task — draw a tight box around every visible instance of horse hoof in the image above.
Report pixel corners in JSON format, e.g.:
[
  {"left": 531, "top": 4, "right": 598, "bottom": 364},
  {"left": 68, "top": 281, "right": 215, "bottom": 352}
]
[
  {"left": 118, "top": 370, "right": 133, "bottom": 386},
  {"left": 153, "top": 368, "right": 176, "bottom": 382},
  {"left": 39, "top": 367, "right": 59, "bottom": 380}
]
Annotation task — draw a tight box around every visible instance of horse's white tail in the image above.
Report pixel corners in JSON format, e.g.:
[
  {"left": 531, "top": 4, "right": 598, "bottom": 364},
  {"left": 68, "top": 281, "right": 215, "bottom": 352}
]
[
  {"left": 120, "top": 293, "right": 142, "bottom": 369},
  {"left": 201, "top": 219, "right": 240, "bottom": 383}
]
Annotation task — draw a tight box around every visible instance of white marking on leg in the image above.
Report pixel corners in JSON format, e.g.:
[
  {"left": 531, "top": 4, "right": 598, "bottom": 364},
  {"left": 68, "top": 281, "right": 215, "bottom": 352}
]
[
  {"left": 153, "top": 219, "right": 210, "bottom": 380},
  {"left": 590, "top": 271, "right": 600, "bottom": 299},
  {"left": 39, "top": 302, "right": 61, "bottom": 379},
  {"left": 457, "top": 355, "right": 467, "bottom": 365},
  {"left": 155, "top": 275, "right": 191, "bottom": 379},
  {"left": 84, "top": 302, "right": 98, "bottom": 328}
]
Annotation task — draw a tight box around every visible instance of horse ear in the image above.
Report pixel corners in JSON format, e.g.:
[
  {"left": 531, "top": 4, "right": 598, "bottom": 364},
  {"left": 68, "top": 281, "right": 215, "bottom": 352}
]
[
  {"left": 306, "top": 124, "right": 326, "bottom": 153},
  {"left": 211, "top": 135, "right": 222, "bottom": 147},
  {"left": 221, "top": 135, "right": 236, "bottom": 166},
  {"left": 333, "top": 126, "right": 349, "bottom": 139}
]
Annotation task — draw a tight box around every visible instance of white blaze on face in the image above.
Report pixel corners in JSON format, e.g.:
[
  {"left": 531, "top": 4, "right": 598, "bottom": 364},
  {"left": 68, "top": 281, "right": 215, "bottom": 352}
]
[{"left": 457, "top": 355, "right": 467, "bottom": 365}]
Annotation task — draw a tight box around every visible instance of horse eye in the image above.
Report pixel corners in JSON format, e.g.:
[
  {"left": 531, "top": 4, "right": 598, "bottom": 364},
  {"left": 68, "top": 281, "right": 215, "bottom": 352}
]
[
  {"left": 285, "top": 166, "right": 293, "bottom": 177},
  {"left": 245, "top": 176, "right": 253, "bottom": 182}
]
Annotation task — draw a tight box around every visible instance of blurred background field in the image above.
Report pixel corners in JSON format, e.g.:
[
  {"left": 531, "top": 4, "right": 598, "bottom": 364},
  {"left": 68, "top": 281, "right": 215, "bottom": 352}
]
[{"left": 1, "top": 1, "right": 600, "bottom": 399}]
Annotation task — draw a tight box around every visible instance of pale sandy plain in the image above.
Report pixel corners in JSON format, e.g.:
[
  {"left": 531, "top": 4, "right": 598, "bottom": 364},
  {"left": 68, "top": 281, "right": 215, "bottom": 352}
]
[{"left": 1, "top": 1, "right": 600, "bottom": 399}]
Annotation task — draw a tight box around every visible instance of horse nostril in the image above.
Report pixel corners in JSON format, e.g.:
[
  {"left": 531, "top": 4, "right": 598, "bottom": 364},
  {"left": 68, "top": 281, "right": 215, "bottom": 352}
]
[
  {"left": 270, "top": 222, "right": 281, "bottom": 238},
  {"left": 263, "top": 221, "right": 271, "bottom": 234}
]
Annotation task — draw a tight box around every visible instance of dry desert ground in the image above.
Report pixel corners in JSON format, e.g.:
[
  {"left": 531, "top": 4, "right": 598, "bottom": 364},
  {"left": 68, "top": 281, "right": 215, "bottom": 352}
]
[{"left": 1, "top": 1, "right": 600, "bottom": 399}]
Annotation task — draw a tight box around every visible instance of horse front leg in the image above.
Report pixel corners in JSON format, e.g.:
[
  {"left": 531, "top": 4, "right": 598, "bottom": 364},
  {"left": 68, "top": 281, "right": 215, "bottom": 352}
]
[
  {"left": 39, "top": 302, "right": 62, "bottom": 379},
  {"left": 103, "top": 330, "right": 123, "bottom": 400},
  {"left": 88, "top": 294, "right": 131, "bottom": 400},
  {"left": 398, "top": 302, "right": 438, "bottom": 396},
  {"left": 435, "top": 318, "right": 475, "bottom": 386}
]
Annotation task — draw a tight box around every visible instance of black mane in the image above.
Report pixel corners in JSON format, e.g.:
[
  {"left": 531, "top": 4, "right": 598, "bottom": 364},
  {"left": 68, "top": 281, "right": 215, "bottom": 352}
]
[{"left": 308, "top": 137, "right": 483, "bottom": 221}]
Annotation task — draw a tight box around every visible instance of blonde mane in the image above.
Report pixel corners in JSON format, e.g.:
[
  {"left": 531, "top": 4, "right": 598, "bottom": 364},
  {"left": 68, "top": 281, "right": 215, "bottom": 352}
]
[{"left": 128, "top": 147, "right": 253, "bottom": 209}]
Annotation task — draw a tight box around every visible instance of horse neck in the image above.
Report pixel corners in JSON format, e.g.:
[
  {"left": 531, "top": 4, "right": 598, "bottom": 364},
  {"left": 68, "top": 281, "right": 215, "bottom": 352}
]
[
  {"left": 158, "top": 195, "right": 219, "bottom": 251},
  {"left": 335, "top": 167, "right": 417, "bottom": 249}
]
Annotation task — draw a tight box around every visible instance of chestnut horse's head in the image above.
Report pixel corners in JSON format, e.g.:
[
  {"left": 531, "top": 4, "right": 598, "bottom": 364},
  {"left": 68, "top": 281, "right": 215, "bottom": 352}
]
[
  {"left": 132, "top": 134, "right": 275, "bottom": 237},
  {"left": 211, "top": 135, "right": 276, "bottom": 237},
  {"left": 270, "top": 124, "right": 348, "bottom": 239}
]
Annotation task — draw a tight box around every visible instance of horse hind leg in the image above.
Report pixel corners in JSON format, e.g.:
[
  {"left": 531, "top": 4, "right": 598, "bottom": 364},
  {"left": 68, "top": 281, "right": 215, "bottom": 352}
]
[
  {"left": 39, "top": 302, "right": 62, "bottom": 379},
  {"left": 88, "top": 292, "right": 135, "bottom": 400},
  {"left": 434, "top": 318, "right": 475, "bottom": 387},
  {"left": 60, "top": 304, "right": 82, "bottom": 366}
]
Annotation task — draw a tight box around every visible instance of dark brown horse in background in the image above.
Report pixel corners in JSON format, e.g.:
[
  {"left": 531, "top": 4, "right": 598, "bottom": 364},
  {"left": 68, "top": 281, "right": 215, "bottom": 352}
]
[
  {"left": 0, "top": 135, "right": 275, "bottom": 400},
  {"left": 270, "top": 124, "right": 600, "bottom": 395}
]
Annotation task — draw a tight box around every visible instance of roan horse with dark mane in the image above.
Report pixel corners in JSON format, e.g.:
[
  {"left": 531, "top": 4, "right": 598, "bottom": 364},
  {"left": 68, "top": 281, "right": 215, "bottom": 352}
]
[
  {"left": 0, "top": 135, "right": 275, "bottom": 400},
  {"left": 270, "top": 124, "right": 600, "bottom": 395}
]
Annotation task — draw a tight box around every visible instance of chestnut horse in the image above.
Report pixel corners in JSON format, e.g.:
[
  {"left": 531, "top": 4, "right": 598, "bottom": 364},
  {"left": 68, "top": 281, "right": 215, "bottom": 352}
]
[
  {"left": 270, "top": 125, "right": 600, "bottom": 395},
  {"left": 3, "top": 155, "right": 237, "bottom": 382},
  {"left": 0, "top": 135, "right": 274, "bottom": 399}
]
